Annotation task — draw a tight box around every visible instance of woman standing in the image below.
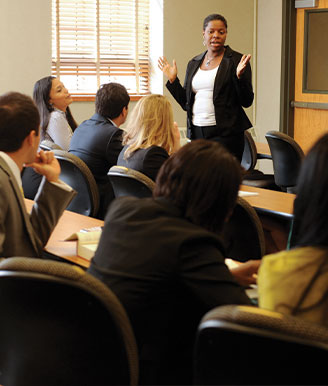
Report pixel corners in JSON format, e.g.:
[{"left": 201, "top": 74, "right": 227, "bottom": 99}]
[
  {"left": 33, "top": 76, "right": 77, "bottom": 151},
  {"left": 158, "top": 13, "right": 253, "bottom": 162}
]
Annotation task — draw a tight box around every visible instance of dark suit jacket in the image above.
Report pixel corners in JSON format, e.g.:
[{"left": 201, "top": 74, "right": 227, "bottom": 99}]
[
  {"left": 69, "top": 113, "right": 123, "bottom": 218},
  {"left": 166, "top": 45, "right": 254, "bottom": 139},
  {"left": 88, "top": 196, "right": 250, "bottom": 384},
  {"left": 0, "top": 158, "right": 76, "bottom": 258},
  {"left": 117, "top": 145, "right": 169, "bottom": 181}
]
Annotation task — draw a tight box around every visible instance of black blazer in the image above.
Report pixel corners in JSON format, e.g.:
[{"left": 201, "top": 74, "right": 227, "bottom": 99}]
[
  {"left": 69, "top": 113, "right": 123, "bottom": 218},
  {"left": 166, "top": 45, "right": 254, "bottom": 139},
  {"left": 88, "top": 196, "right": 250, "bottom": 384},
  {"left": 117, "top": 145, "right": 169, "bottom": 181}
]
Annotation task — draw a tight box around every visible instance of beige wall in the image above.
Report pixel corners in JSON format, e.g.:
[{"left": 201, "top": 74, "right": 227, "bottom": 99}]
[
  {"left": 0, "top": 0, "right": 51, "bottom": 95},
  {"left": 0, "top": 0, "right": 283, "bottom": 154},
  {"left": 163, "top": 0, "right": 255, "bottom": 127}
]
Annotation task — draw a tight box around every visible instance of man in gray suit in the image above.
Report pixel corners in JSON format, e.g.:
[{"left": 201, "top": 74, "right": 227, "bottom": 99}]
[{"left": 0, "top": 91, "right": 76, "bottom": 258}]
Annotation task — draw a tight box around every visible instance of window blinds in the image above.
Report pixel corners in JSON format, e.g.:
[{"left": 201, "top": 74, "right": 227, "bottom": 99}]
[{"left": 52, "top": 0, "right": 150, "bottom": 99}]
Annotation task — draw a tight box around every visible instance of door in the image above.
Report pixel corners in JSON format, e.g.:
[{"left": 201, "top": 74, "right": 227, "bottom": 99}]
[{"left": 293, "top": 0, "right": 328, "bottom": 152}]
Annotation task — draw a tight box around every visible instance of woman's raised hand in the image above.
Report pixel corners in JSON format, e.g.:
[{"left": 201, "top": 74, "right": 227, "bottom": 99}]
[
  {"left": 158, "top": 56, "right": 178, "bottom": 84},
  {"left": 236, "top": 54, "right": 251, "bottom": 79}
]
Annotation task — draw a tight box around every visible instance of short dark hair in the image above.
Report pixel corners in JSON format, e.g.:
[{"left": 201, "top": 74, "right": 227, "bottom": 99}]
[
  {"left": 154, "top": 139, "right": 242, "bottom": 232},
  {"left": 203, "top": 13, "right": 228, "bottom": 30},
  {"left": 95, "top": 82, "right": 130, "bottom": 119},
  {"left": 0, "top": 92, "right": 40, "bottom": 152},
  {"left": 290, "top": 133, "right": 328, "bottom": 248}
]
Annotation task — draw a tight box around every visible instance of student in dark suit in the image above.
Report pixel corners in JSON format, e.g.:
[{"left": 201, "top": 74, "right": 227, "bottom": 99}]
[
  {"left": 158, "top": 13, "right": 254, "bottom": 162},
  {"left": 69, "top": 82, "right": 130, "bottom": 219},
  {"left": 0, "top": 92, "right": 76, "bottom": 258},
  {"left": 88, "top": 139, "right": 259, "bottom": 385},
  {"left": 117, "top": 94, "right": 181, "bottom": 181}
]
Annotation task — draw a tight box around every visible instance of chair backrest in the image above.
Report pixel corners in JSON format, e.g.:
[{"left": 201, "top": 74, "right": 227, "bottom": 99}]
[
  {"left": 108, "top": 166, "right": 155, "bottom": 198},
  {"left": 53, "top": 149, "right": 99, "bottom": 217},
  {"left": 21, "top": 167, "right": 43, "bottom": 200},
  {"left": 22, "top": 142, "right": 64, "bottom": 199},
  {"left": 39, "top": 140, "right": 63, "bottom": 151},
  {"left": 194, "top": 304, "right": 328, "bottom": 385},
  {"left": 0, "top": 257, "right": 139, "bottom": 386},
  {"left": 241, "top": 131, "right": 257, "bottom": 171},
  {"left": 265, "top": 131, "right": 304, "bottom": 193},
  {"left": 221, "top": 197, "right": 265, "bottom": 261}
]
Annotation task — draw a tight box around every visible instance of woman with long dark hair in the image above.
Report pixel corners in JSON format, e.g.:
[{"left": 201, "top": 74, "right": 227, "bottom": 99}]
[
  {"left": 258, "top": 133, "right": 328, "bottom": 326},
  {"left": 33, "top": 76, "right": 77, "bottom": 150}
]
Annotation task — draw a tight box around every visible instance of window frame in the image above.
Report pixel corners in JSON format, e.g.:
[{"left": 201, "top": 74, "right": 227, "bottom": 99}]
[{"left": 52, "top": 0, "right": 151, "bottom": 101}]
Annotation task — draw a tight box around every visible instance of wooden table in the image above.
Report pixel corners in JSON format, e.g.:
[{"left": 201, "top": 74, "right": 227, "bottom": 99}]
[
  {"left": 240, "top": 185, "right": 295, "bottom": 219},
  {"left": 26, "top": 186, "right": 295, "bottom": 267},
  {"left": 25, "top": 200, "right": 103, "bottom": 268},
  {"left": 240, "top": 185, "right": 295, "bottom": 253}
]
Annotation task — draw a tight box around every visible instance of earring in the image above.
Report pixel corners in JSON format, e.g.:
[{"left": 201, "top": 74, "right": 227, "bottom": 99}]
[{"left": 203, "top": 40, "right": 206, "bottom": 46}]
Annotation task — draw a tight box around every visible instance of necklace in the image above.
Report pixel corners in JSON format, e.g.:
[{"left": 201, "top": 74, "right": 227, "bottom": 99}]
[{"left": 205, "top": 54, "right": 215, "bottom": 67}]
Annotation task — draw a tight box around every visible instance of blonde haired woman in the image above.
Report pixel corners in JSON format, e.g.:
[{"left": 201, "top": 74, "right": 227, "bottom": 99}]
[{"left": 117, "top": 94, "right": 181, "bottom": 180}]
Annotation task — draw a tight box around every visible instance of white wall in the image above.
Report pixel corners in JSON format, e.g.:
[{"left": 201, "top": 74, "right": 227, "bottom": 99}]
[{"left": 256, "top": 0, "right": 283, "bottom": 173}]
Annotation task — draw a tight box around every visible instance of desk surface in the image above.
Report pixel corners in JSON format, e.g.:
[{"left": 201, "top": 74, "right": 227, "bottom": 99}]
[
  {"left": 240, "top": 185, "right": 295, "bottom": 219},
  {"left": 25, "top": 200, "right": 103, "bottom": 268},
  {"left": 26, "top": 186, "right": 295, "bottom": 268}
]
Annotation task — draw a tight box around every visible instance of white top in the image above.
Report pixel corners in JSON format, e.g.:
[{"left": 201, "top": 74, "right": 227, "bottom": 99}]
[
  {"left": 191, "top": 66, "right": 219, "bottom": 127},
  {"left": 43, "top": 109, "right": 73, "bottom": 151}
]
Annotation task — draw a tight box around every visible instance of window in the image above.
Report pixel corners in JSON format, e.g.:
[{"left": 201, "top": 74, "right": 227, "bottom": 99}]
[{"left": 52, "top": 0, "right": 150, "bottom": 100}]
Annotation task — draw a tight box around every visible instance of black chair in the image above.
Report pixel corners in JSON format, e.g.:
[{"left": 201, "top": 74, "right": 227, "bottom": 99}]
[
  {"left": 22, "top": 142, "right": 64, "bottom": 200},
  {"left": 108, "top": 165, "right": 155, "bottom": 198},
  {"left": 0, "top": 257, "right": 139, "bottom": 386},
  {"left": 53, "top": 149, "right": 99, "bottom": 217},
  {"left": 265, "top": 131, "right": 305, "bottom": 193},
  {"left": 241, "top": 131, "right": 277, "bottom": 189},
  {"left": 194, "top": 304, "right": 328, "bottom": 385},
  {"left": 221, "top": 197, "right": 265, "bottom": 262}
]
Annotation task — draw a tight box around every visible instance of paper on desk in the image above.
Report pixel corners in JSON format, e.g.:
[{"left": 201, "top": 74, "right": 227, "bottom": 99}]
[
  {"left": 65, "top": 229, "right": 102, "bottom": 260},
  {"left": 238, "top": 190, "right": 259, "bottom": 197}
]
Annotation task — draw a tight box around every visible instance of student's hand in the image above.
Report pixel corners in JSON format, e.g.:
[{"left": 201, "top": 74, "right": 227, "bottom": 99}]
[
  {"left": 236, "top": 54, "right": 251, "bottom": 79},
  {"left": 171, "top": 121, "right": 181, "bottom": 153},
  {"left": 229, "top": 259, "right": 260, "bottom": 287},
  {"left": 25, "top": 150, "right": 61, "bottom": 183},
  {"left": 158, "top": 56, "right": 178, "bottom": 83}
]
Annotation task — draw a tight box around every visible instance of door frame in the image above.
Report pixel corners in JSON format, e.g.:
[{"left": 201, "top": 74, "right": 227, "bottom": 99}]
[{"left": 280, "top": 0, "right": 297, "bottom": 137}]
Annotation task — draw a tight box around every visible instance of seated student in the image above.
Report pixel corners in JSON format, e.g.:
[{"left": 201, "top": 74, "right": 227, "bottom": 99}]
[
  {"left": 33, "top": 76, "right": 77, "bottom": 151},
  {"left": 117, "top": 94, "right": 181, "bottom": 181},
  {"left": 0, "top": 92, "right": 76, "bottom": 258},
  {"left": 258, "top": 133, "right": 328, "bottom": 326},
  {"left": 88, "top": 139, "right": 259, "bottom": 385},
  {"left": 69, "top": 82, "right": 129, "bottom": 219}
]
